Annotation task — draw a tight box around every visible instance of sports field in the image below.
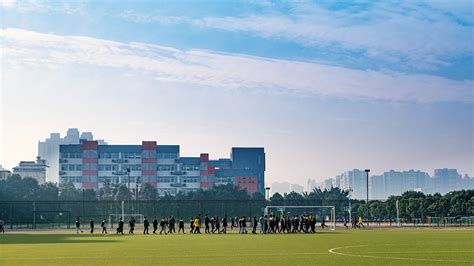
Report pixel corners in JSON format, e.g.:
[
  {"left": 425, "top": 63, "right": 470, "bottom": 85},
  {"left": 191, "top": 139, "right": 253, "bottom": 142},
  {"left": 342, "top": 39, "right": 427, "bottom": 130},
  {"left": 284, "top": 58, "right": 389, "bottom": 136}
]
[{"left": 0, "top": 228, "right": 472, "bottom": 265}]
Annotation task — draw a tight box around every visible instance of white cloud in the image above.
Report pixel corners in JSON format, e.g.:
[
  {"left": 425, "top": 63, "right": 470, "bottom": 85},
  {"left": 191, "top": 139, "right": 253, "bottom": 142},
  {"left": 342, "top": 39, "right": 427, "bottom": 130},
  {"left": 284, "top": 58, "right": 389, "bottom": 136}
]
[
  {"left": 1, "top": 28, "right": 472, "bottom": 103},
  {"left": 191, "top": 2, "right": 472, "bottom": 70},
  {"left": 0, "top": 0, "right": 16, "bottom": 9}
]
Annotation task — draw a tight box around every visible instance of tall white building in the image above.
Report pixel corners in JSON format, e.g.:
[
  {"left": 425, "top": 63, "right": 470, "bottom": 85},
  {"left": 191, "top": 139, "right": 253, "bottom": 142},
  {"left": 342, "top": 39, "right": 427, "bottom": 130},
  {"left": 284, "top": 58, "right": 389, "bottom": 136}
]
[
  {"left": 290, "top": 183, "right": 304, "bottom": 193},
  {"left": 38, "top": 128, "right": 107, "bottom": 183},
  {"left": 12, "top": 157, "right": 48, "bottom": 184},
  {"left": 0, "top": 165, "right": 11, "bottom": 181}
]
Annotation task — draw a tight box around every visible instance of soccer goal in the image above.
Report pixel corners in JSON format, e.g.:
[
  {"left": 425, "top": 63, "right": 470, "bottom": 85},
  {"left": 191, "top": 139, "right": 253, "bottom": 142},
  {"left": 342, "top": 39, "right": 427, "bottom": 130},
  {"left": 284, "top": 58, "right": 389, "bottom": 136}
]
[
  {"left": 108, "top": 214, "right": 144, "bottom": 228},
  {"left": 264, "top": 205, "right": 336, "bottom": 230},
  {"left": 427, "top": 216, "right": 440, "bottom": 227}
]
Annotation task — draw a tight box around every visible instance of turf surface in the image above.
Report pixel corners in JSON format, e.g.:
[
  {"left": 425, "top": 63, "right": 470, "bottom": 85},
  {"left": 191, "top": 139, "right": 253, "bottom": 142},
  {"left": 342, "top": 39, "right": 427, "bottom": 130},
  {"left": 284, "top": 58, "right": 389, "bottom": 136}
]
[{"left": 0, "top": 228, "right": 472, "bottom": 265}]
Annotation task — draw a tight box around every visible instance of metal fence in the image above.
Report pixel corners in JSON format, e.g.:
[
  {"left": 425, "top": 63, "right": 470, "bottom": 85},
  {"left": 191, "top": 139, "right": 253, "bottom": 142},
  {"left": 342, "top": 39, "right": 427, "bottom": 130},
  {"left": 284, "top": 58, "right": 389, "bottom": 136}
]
[{"left": 0, "top": 199, "right": 471, "bottom": 229}]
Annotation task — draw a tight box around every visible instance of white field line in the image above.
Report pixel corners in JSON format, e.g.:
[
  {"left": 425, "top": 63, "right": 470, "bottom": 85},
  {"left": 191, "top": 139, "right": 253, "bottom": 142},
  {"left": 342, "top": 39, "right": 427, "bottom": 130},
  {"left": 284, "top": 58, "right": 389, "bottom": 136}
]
[{"left": 328, "top": 245, "right": 472, "bottom": 263}]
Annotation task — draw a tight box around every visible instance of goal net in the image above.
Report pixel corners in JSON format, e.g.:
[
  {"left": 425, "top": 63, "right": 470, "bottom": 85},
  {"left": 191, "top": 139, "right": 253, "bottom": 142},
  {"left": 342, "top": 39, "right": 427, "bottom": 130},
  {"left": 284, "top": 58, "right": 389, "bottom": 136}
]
[
  {"left": 108, "top": 214, "right": 144, "bottom": 228},
  {"left": 264, "top": 206, "right": 336, "bottom": 230}
]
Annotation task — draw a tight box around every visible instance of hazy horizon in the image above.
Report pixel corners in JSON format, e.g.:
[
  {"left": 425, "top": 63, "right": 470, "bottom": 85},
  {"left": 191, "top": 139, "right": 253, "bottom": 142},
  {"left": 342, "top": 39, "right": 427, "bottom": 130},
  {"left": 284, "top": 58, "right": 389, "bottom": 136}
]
[{"left": 1, "top": 1, "right": 473, "bottom": 185}]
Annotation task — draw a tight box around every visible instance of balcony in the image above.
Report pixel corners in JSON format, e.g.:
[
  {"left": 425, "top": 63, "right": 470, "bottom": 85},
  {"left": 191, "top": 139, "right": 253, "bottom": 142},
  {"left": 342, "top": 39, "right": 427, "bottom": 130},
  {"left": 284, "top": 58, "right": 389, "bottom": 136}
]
[
  {"left": 112, "top": 159, "right": 129, "bottom": 163},
  {"left": 171, "top": 170, "right": 186, "bottom": 175},
  {"left": 112, "top": 170, "right": 127, "bottom": 176},
  {"left": 170, "top": 183, "right": 186, "bottom": 188}
]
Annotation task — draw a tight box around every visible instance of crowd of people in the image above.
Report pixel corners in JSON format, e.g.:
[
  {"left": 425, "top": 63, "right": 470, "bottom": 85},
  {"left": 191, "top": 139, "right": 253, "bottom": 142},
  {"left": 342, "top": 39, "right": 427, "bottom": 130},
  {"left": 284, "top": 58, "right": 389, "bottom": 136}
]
[{"left": 74, "top": 212, "right": 339, "bottom": 235}]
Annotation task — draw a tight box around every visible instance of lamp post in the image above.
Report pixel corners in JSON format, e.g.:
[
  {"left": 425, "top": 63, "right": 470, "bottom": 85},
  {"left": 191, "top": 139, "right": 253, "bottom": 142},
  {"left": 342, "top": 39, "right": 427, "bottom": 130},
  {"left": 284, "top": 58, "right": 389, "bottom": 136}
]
[
  {"left": 136, "top": 176, "right": 140, "bottom": 214},
  {"left": 127, "top": 168, "right": 131, "bottom": 214},
  {"left": 265, "top": 187, "right": 271, "bottom": 201},
  {"left": 364, "top": 169, "right": 370, "bottom": 224}
]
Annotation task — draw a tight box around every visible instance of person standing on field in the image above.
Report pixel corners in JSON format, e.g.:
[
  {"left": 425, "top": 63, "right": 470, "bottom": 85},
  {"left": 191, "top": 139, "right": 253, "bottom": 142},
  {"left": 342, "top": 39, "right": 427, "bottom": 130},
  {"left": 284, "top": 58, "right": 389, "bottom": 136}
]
[
  {"left": 205, "top": 214, "right": 210, "bottom": 233},
  {"left": 152, "top": 217, "right": 158, "bottom": 234},
  {"left": 143, "top": 216, "right": 150, "bottom": 234},
  {"left": 89, "top": 218, "right": 94, "bottom": 234},
  {"left": 75, "top": 217, "right": 83, "bottom": 234},
  {"left": 0, "top": 219, "right": 5, "bottom": 233},
  {"left": 220, "top": 215, "right": 227, "bottom": 234},
  {"left": 252, "top": 216, "right": 258, "bottom": 234},
  {"left": 178, "top": 217, "right": 185, "bottom": 233},
  {"left": 101, "top": 219, "right": 108, "bottom": 234},
  {"left": 129, "top": 217, "right": 135, "bottom": 235}
]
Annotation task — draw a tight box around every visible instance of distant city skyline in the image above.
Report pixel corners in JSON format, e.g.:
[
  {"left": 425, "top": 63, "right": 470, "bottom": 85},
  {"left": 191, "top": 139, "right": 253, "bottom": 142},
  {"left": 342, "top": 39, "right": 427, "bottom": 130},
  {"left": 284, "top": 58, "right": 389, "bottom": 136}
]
[{"left": 1, "top": 1, "right": 472, "bottom": 186}]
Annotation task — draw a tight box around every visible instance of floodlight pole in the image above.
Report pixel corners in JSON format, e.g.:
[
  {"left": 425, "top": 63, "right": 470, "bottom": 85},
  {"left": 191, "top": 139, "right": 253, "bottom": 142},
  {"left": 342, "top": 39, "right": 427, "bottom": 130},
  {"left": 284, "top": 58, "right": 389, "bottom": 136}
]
[
  {"left": 127, "top": 168, "right": 131, "bottom": 214},
  {"left": 365, "top": 169, "right": 370, "bottom": 225},
  {"left": 265, "top": 187, "right": 271, "bottom": 201}
]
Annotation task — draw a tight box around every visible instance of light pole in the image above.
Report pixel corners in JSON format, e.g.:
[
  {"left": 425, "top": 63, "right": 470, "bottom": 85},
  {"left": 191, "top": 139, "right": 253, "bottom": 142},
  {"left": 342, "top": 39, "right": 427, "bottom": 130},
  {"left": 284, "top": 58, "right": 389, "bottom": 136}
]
[
  {"left": 364, "top": 169, "right": 370, "bottom": 224},
  {"left": 136, "top": 176, "right": 140, "bottom": 214},
  {"left": 265, "top": 187, "right": 271, "bottom": 201},
  {"left": 127, "top": 168, "right": 131, "bottom": 214}
]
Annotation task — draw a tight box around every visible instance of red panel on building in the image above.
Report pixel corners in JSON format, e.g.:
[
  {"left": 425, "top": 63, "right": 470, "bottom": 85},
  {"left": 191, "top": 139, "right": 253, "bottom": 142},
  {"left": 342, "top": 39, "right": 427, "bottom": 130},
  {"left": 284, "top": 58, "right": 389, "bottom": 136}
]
[
  {"left": 207, "top": 165, "right": 215, "bottom": 175},
  {"left": 142, "top": 141, "right": 157, "bottom": 150},
  {"left": 235, "top": 176, "right": 258, "bottom": 194},
  {"left": 82, "top": 182, "right": 96, "bottom": 188},
  {"left": 83, "top": 158, "right": 97, "bottom": 163},
  {"left": 200, "top": 170, "right": 208, "bottom": 175},
  {"left": 83, "top": 170, "right": 97, "bottom": 176},
  {"left": 200, "top": 182, "right": 214, "bottom": 188},
  {"left": 142, "top": 158, "right": 157, "bottom": 163},
  {"left": 142, "top": 170, "right": 157, "bottom": 176},
  {"left": 200, "top": 153, "right": 209, "bottom": 162},
  {"left": 82, "top": 141, "right": 98, "bottom": 150}
]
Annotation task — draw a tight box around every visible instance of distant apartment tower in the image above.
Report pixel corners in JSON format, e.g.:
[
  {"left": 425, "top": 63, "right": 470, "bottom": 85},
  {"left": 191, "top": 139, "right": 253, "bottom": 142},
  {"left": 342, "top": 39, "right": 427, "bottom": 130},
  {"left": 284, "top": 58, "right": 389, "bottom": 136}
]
[
  {"left": 38, "top": 128, "right": 107, "bottom": 183},
  {"left": 432, "top": 168, "right": 462, "bottom": 194},
  {"left": 290, "top": 183, "right": 304, "bottom": 193},
  {"left": 340, "top": 169, "right": 366, "bottom": 199},
  {"left": 59, "top": 141, "right": 265, "bottom": 195},
  {"left": 0, "top": 165, "right": 11, "bottom": 181},
  {"left": 271, "top": 182, "right": 290, "bottom": 195},
  {"left": 12, "top": 157, "right": 48, "bottom": 184},
  {"left": 306, "top": 178, "right": 318, "bottom": 192}
]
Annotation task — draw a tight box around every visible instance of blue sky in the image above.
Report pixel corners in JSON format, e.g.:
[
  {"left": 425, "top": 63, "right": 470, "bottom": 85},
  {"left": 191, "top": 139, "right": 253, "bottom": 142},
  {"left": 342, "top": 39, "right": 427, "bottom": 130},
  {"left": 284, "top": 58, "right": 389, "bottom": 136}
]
[{"left": 0, "top": 0, "right": 473, "bottom": 185}]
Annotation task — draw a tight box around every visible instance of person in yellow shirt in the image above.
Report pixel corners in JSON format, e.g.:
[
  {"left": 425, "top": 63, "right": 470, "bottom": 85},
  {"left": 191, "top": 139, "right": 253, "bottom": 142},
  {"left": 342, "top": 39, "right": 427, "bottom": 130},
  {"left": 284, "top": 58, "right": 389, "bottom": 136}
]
[
  {"left": 358, "top": 216, "right": 365, "bottom": 228},
  {"left": 193, "top": 216, "right": 201, "bottom": 234}
]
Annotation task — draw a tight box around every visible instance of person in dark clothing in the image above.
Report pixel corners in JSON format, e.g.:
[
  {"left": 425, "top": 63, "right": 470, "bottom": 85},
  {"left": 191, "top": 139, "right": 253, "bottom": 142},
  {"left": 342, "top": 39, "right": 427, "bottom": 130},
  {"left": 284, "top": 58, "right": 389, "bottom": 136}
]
[
  {"left": 0, "top": 219, "right": 4, "bottom": 233},
  {"left": 142, "top": 216, "right": 150, "bottom": 235},
  {"left": 230, "top": 217, "right": 235, "bottom": 230},
  {"left": 101, "top": 219, "right": 107, "bottom": 234},
  {"left": 211, "top": 217, "right": 216, "bottom": 233},
  {"left": 178, "top": 217, "right": 185, "bottom": 233},
  {"left": 204, "top": 214, "right": 210, "bottom": 234},
  {"left": 129, "top": 217, "right": 135, "bottom": 234},
  {"left": 159, "top": 217, "right": 167, "bottom": 234},
  {"left": 89, "top": 219, "right": 94, "bottom": 234},
  {"left": 152, "top": 217, "right": 158, "bottom": 234},
  {"left": 220, "top": 215, "right": 227, "bottom": 234},
  {"left": 343, "top": 216, "right": 348, "bottom": 229},
  {"left": 169, "top": 216, "right": 176, "bottom": 234},
  {"left": 214, "top": 216, "right": 220, "bottom": 234},
  {"left": 117, "top": 217, "right": 124, "bottom": 235},
  {"left": 252, "top": 216, "right": 258, "bottom": 234},
  {"left": 75, "top": 217, "right": 83, "bottom": 234},
  {"left": 190, "top": 217, "right": 195, "bottom": 233}
]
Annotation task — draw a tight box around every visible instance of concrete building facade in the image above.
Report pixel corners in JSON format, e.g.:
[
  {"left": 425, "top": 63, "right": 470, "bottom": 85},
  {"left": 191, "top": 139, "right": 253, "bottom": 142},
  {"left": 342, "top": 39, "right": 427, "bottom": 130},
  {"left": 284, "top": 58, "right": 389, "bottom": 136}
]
[{"left": 59, "top": 141, "right": 265, "bottom": 196}]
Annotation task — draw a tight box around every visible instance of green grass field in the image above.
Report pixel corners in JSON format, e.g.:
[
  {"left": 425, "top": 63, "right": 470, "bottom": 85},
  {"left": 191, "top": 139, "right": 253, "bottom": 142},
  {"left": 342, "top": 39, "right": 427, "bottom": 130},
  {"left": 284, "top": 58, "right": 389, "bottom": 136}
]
[{"left": 0, "top": 228, "right": 472, "bottom": 265}]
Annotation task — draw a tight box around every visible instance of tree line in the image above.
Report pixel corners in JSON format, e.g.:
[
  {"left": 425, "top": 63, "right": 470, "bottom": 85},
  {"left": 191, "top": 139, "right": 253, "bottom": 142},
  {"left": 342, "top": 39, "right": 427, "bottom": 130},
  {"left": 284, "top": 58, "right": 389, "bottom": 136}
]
[{"left": 0, "top": 174, "right": 472, "bottom": 227}]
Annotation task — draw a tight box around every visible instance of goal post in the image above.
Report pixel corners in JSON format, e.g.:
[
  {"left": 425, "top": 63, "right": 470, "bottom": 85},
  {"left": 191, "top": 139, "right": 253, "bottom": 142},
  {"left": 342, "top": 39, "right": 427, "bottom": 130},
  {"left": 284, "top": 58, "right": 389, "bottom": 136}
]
[
  {"left": 264, "top": 205, "right": 336, "bottom": 230},
  {"left": 108, "top": 214, "right": 144, "bottom": 228}
]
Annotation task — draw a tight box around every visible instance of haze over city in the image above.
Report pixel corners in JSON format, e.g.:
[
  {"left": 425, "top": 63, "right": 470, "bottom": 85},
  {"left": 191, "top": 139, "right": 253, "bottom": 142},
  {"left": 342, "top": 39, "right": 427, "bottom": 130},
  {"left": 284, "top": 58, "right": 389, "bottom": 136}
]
[{"left": 1, "top": 0, "right": 473, "bottom": 187}]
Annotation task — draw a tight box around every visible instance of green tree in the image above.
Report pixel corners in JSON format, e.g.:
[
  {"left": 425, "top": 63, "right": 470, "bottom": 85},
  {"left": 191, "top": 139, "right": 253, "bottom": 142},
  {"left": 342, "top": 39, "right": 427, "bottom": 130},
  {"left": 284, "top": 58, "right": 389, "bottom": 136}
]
[
  {"left": 140, "top": 183, "right": 157, "bottom": 200},
  {"left": 115, "top": 185, "right": 130, "bottom": 201}
]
